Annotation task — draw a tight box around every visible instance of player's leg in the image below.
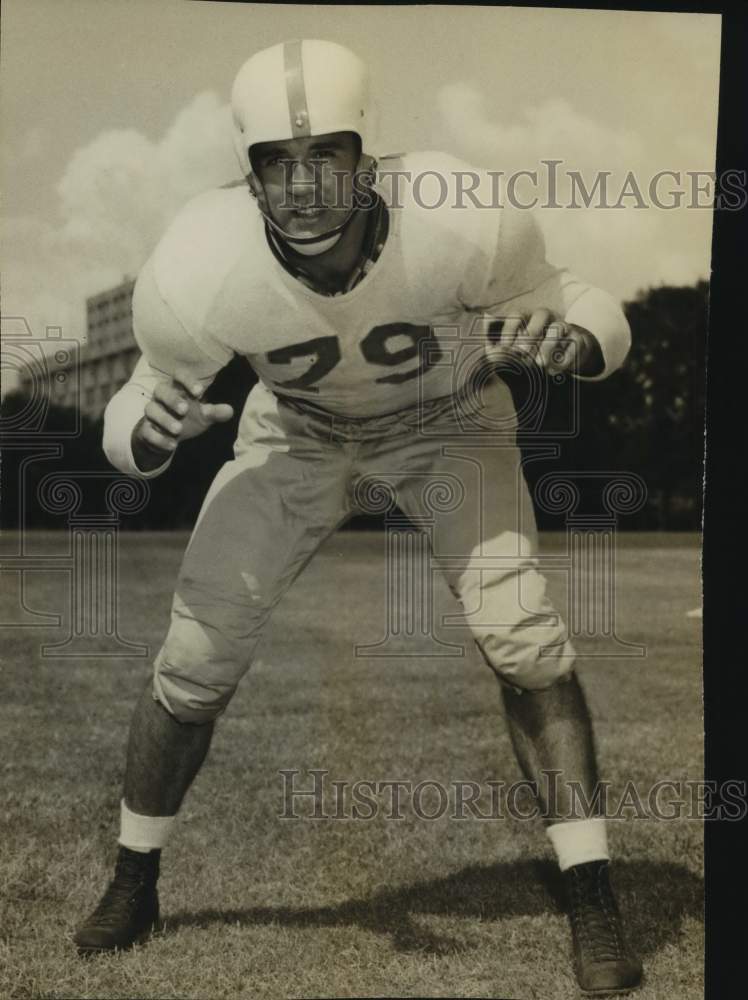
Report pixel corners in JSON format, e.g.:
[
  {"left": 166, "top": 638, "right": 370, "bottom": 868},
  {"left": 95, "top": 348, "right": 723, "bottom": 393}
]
[
  {"left": 75, "top": 390, "right": 349, "bottom": 953},
  {"left": 395, "top": 432, "right": 600, "bottom": 819},
  {"left": 123, "top": 680, "right": 215, "bottom": 817},
  {"left": 73, "top": 682, "right": 217, "bottom": 955},
  {"left": 393, "top": 378, "right": 641, "bottom": 994}
]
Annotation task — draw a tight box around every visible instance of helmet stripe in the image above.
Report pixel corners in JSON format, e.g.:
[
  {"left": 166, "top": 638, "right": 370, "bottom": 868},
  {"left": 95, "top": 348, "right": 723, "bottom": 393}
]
[{"left": 283, "top": 40, "right": 311, "bottom": 138}]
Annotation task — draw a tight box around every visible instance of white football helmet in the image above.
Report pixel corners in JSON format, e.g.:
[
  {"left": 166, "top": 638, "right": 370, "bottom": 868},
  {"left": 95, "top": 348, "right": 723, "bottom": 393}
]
[
  {"left": 231, "top": 39, "right": 371, "bottom": 175},
  {"left": 231, "top": 39, "right": 374, "bottom": 249}
]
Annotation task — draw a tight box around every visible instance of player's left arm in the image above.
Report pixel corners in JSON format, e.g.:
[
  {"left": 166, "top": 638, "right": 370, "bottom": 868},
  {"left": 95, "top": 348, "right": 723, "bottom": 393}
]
[
  {"left": 485, "top": 293, "right": 626, "bottom": 378},
  {"left": 475, "top": 207, "right": 631, "bottom": 380}
]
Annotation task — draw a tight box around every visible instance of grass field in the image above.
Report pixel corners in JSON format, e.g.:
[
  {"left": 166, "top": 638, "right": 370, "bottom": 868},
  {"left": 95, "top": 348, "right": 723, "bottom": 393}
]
[{"left": 1, "top": 530, "right": 703, "bottom": 1000}]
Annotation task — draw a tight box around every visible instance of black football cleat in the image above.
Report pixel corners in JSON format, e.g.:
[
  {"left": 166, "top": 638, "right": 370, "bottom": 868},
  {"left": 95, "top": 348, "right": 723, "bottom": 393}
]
[
  {"left": 564, "top": 860, "right": 643, "bottom": 996},
  {"left": 74, "top": 846, "right": 161, "bottom": 954}
]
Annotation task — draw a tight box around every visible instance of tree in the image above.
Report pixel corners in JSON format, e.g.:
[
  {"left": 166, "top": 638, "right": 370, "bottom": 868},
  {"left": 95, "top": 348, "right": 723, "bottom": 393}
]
[
  {"left": 618, "top": 281, "right": 707, "bottom": 528},
  {"left": 505, "top": 281, "right": 707, "bottom": 529}
]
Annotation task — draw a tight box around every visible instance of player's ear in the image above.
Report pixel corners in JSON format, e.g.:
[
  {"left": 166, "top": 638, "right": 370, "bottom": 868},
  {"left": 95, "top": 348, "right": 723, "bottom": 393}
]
[
  {"left": 353, "top": 152, "right": 377, "bottom": 208},
  {"left": 247, "top": 172, "right": 270, "bottom": 214},
  {"left": 357, "top": 151, "right": 376, "bottom": 178}
]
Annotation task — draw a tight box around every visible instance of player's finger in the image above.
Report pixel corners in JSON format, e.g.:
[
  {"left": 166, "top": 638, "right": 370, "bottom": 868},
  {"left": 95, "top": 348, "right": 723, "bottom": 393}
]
[
  {"left": 199, "top": 402, "right": 235, "bottom": 424},
  {"left": 535, "top": 320, "right": 565, "bottom": 369},
  {"left": 518, "top": 308, "right": 553, "bottom": 360},
  {"left": 140, "top": 417, "right": 178, "bottom": 452},
  {"left": 172, "top": 366, "right": 206, "bottom": 400},
  {"left": 144, "top": 399, "right": 183, "bottom": 438},
  {"left": 500, "top": 315, "right": 527, "bottom": 351},
  {"left": 547, "top": 334, "right": 577, "bottom": 373},
  {"left": 153, "top": 380, "right": 191, "bottom": 417}
]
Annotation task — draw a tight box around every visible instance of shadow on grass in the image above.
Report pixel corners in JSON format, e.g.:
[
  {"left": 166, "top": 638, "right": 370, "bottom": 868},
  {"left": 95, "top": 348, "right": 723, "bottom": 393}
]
[{"left": 166, "top": 858, "right": 702, "bottom": 958}]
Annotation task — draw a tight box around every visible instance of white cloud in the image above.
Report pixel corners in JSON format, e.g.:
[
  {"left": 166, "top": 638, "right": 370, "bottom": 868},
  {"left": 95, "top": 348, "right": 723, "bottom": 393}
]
[
  {"left": 436, "top": 83, "right": 713, "bottom": 300},
  {"left": 2, "top": 90, "right": 239, "bottom": 365},
  {"left": 438, "top": 84, "right": 646, "bottom": 171}
]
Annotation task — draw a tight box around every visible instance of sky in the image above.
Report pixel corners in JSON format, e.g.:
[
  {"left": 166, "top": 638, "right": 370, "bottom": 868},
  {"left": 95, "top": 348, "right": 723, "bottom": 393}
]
[{"left": 1, "top": 1, "right": 722, "bottom": 375}]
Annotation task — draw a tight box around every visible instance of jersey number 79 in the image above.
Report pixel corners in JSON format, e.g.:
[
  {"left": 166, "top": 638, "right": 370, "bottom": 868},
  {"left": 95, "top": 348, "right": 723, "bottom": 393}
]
[{"left": 266, "top": 323, "right": 443, "bottom": 392}]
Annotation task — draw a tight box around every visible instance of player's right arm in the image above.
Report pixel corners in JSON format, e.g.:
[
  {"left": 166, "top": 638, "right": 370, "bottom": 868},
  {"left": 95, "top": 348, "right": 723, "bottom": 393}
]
[
  {"left": 130, "top": 363, "right": 234, "bottom": 473},
  {"left": 103, "top": 255, "right": 234, "bottom": 477}
]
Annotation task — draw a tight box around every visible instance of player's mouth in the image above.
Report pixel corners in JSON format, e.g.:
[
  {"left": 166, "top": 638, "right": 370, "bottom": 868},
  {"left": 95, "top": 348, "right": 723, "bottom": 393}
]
[{"left": 292, "top": 206, "right": 325, "bottom": 219}]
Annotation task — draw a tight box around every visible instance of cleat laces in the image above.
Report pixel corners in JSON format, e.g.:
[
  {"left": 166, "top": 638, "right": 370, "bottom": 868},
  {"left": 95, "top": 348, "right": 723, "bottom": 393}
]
[{"left": 568, "top": 862, "right": 627, "bottom": 963}]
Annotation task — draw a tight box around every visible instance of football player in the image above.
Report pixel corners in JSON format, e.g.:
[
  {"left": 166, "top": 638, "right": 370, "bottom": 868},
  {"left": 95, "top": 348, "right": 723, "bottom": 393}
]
[{"left": 76, "top": 40, "right": 642, "bottom": 996}]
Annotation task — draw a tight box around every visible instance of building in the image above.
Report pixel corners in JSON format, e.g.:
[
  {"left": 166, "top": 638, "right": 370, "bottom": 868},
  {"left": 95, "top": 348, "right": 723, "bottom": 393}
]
[{"left": 17, "top": 277, "right": 140, "bottom": 418}]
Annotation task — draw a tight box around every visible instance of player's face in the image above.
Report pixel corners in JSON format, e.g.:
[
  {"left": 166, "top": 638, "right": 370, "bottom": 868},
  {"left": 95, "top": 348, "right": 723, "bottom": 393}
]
[{"left": 249, "top": 131, "right": 361, "bottom": 239}]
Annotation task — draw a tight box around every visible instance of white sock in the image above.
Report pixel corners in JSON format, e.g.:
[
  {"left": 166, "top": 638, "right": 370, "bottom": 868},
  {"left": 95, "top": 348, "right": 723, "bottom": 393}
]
[
  {"left": 118, "top": 798, "right": 176, "bottom": 853},
  {"left": 546, "top": 817, "right": 609, "bottom": 872}
]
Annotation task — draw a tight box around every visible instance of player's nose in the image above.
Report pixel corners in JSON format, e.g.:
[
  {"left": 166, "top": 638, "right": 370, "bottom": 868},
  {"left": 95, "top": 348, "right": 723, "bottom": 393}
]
[
  {"left": 287, "top": 159, "right": 318, "bottom": 187},
  {"left": 288, "top": 162, "right": 322, "bottom": 205}
]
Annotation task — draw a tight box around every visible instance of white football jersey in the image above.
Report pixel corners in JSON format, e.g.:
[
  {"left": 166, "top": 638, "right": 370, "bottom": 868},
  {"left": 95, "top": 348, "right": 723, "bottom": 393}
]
[{"left": 103, "top": 151, "right": 630, "bottom": 475}]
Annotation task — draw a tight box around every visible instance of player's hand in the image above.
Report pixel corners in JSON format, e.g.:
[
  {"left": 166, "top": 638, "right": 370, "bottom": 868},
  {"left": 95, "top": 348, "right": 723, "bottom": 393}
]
[
  {"left": 133, "top": 367, "right": 234, "bottom": 467},
  {"left": 486, "top": 309, "right": 604, "bottom": 376}
]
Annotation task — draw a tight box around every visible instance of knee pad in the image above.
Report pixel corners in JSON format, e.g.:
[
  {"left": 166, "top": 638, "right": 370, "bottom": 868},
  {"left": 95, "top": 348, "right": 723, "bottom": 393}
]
[
  {"left": 152, "top": 667, "right": 236, "bottom": 725},
  {"left": 152, "top": 634, "right": 245, "bottom": 724},
  {"left": 152, "top": 613, "right": 254, "bottom": 724},
  {"left": 476, "top": 633, "right": 576, "bottom": 692}
]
